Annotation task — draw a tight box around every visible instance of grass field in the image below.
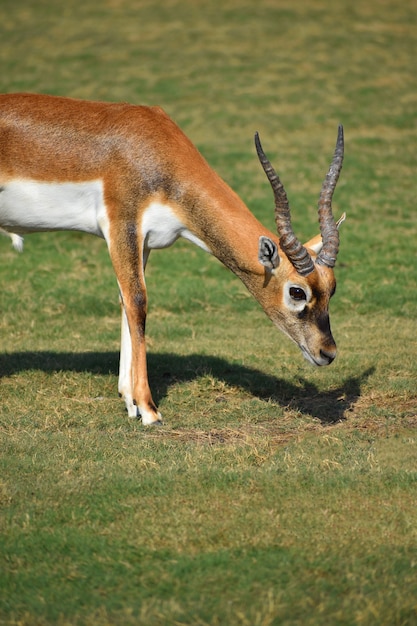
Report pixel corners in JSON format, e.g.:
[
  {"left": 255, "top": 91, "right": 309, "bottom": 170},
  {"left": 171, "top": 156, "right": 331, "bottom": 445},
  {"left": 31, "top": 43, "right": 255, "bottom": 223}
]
[{"left": 1, "top": 0, "right": 416, "bottom": 624}]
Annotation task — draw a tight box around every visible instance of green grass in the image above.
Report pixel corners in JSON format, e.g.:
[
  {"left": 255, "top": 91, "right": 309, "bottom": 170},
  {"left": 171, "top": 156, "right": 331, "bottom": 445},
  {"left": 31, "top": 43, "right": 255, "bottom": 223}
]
[
  {"left": 1, "top": 0, "right": 416, "bottom": 624},
  {"left": 2, "top": 427, "right": 417, "bottom": 625}
]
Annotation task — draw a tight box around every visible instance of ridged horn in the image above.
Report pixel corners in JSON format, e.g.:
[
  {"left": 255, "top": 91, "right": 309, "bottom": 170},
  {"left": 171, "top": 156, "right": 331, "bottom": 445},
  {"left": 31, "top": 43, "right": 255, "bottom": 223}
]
[
  {"left": 316, "top": 125, "right": 344, "bottom": 268},
  {"left": 255, "top": 132, "right": 314, "bottom": 276}
]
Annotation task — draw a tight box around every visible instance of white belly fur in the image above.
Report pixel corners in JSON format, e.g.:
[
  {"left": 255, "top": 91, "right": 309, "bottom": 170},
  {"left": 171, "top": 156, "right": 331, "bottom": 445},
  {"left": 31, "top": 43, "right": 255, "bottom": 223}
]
[
  {"left": 141, "top": 201, "right": 211, "bottom": 253},
  {"left": 0, "top": 182, "right": 211, "bottom": 255},
  {"left": 0, "top": 179, "right": 107, "bottom": 238}
]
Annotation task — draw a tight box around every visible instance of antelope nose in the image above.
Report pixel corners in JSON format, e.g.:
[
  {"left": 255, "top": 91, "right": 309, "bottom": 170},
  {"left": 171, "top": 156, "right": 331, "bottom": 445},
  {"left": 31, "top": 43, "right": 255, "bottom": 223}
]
[{"left": 320, "top": 349, "right": 336, "bottom": 364}]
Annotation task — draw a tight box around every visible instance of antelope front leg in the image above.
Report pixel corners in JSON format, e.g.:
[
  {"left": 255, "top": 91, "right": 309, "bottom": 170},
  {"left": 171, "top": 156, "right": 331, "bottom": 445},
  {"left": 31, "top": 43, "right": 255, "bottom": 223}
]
[
  {"left": 119, "top": 298, "right": 162, "bottom": 425},
  {"left": 108, "top": 224, "right": 162, "bottom": 425}
]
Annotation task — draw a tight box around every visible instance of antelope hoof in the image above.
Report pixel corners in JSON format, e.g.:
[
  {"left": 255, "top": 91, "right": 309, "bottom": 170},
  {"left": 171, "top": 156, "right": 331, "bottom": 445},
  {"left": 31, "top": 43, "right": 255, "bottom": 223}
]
[
  {"left": 145, "top": 418, "right": 163, "bottom": 427},
  {"left": 140, "top": 407, "right": 163, "bottom": 426}
]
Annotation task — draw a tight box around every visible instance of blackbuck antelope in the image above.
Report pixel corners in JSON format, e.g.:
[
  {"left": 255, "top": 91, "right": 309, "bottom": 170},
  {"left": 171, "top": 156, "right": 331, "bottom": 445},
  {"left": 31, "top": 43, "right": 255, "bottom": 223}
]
[{"left": 0, "top": 93, "right": 345, "bottom": 425}]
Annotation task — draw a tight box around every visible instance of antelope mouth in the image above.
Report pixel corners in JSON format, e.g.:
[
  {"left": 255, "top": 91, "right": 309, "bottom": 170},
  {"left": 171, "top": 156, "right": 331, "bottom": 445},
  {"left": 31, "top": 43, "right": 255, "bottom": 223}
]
[{"left": 301, "top": 347, "right": 335, "bottom": 367}]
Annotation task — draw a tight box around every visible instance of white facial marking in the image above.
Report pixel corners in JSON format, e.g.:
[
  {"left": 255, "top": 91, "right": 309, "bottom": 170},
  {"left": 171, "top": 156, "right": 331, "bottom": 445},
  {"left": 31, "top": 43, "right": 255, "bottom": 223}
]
[
  {"left": 141, "top": 202, "right": 211, "bottom": 253},
  {"left": 0, "top": 179, "right": 107, "bottom": 238}
]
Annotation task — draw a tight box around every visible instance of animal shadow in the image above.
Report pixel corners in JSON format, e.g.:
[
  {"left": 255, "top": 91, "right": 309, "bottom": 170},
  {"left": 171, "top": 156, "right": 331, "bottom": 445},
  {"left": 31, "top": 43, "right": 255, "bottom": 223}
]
[{"left": 0, "top": 350, "right": 374, "bottom": 424}]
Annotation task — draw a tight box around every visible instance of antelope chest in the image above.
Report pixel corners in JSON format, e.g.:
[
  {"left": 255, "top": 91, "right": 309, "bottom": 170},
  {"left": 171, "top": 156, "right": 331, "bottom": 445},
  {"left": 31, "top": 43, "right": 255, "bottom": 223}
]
[{"left": 141, "top": 202, "right": 211, "bottom": 253}]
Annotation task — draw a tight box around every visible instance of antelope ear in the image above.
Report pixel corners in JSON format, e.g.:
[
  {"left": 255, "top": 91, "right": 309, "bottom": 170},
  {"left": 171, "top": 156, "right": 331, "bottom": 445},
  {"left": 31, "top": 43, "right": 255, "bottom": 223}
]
[
  {"left": 304, "top": 234, "right": 323, "bottom": 255},
  {"left": 336, "top": 212, "right": 347, "bottom": 229},
  {"left": 258, "top": 236, "right": 280, "bottom": 270},
  {"left": 304, "top": 213, "right": 346, "bottom": 255}
]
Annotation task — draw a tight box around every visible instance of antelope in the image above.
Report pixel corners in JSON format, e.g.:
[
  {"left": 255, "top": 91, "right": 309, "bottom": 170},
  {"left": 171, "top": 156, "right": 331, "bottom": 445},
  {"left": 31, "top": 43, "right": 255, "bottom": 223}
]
[{"left": 0, "top": 93, "right": 345, "bottom": 425}]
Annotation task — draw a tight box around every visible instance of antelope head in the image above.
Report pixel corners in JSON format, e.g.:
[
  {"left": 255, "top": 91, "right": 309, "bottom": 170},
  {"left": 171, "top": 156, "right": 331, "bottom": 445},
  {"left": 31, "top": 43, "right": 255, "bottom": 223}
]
[{"left": 255, "top": 125, "right": 345, "bottom": 366}]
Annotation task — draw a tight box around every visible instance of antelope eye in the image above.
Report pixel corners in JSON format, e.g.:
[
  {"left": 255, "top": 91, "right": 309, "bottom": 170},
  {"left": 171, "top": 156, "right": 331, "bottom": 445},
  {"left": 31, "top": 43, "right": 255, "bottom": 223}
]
[{"left": 289, "top": 287, "right": 307, "bottom": 301}]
